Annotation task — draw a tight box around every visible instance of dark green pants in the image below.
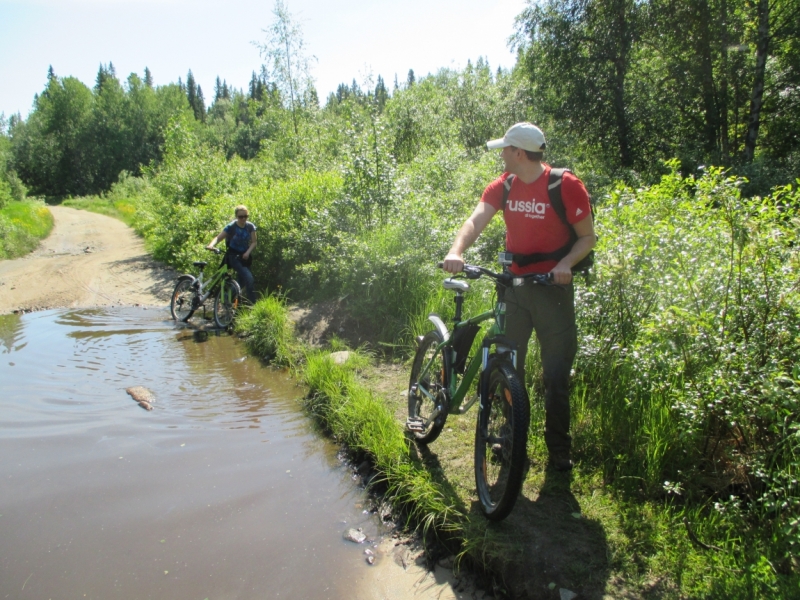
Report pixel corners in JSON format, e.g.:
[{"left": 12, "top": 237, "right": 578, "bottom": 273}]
[{"left": 504, "top": 282, "right": 577, "bottom": 455}]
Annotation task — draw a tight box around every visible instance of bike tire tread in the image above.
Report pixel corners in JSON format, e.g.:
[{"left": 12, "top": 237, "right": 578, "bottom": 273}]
[{"left": 474, "top": 357, "right": 530, "bottom": 521}]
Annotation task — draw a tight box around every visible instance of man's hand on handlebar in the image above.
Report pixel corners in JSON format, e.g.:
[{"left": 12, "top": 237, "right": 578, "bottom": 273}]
[{"left": 442, "top": 253, "right": 465, "bottom": 274}]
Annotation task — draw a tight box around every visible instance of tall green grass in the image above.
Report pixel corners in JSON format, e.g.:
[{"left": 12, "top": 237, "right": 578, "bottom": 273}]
[
  {"left": 0, "top": 200, "right": 53, "bottom": 260},
  {"left": 302, "top": 348, "right": 464, "bottom": 533},
  {"left": 233, "top": 294, "right": 301, "bottom": 368}
]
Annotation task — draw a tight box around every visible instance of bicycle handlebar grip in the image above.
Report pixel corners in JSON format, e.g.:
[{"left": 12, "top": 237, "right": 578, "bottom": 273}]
[{"left": 437, "top": 261, "right": 468, "bottom": 273}]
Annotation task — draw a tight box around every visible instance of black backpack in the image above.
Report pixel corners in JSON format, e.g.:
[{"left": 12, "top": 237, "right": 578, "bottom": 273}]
[{"left": 501, "top": 168, "right": 595, "bottom": 273}]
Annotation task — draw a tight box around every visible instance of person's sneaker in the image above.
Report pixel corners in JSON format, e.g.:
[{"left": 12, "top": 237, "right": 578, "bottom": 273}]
[{"left": 548, "top": 454, "right": 573, "bottom": 472}]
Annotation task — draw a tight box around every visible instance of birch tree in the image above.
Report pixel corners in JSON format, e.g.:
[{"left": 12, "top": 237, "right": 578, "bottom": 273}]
[{"left": 255, "top": 0, "right": 316, "bottom": 141}]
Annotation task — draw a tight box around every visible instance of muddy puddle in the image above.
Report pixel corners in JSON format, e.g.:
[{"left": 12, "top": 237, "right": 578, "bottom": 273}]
[{"left": 0, "top": 308, "right": 396, "bottom": 599}]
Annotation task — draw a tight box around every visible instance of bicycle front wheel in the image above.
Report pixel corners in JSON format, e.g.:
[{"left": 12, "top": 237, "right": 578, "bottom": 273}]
[
  {"left": 213, "top": 278, "right": 241, "bottom": 329},
  {"left": 407, "top": 330, "right": 449, "bottom": 444},
  {"left": 474, "top": 357, "right": 530, "bottom": 521},
  {"left": 170, "top": 278, "right": 196, "bottom": 322}
]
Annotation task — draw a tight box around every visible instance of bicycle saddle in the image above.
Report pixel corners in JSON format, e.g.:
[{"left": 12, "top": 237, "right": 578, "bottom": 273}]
[
  {"left": 192, "top": 261, "right": 208, "bottom": 268},
  {"left": 443, "top": 278, "right": 470, "bottom": 292}
]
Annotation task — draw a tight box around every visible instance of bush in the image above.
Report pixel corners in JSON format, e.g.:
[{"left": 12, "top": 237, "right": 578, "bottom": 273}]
[
  {"left": 0, "top": 178, "right": 11, "bottom": 210},
  {"left": 569, "top": 163, "right": 800, "bottom": 566}
]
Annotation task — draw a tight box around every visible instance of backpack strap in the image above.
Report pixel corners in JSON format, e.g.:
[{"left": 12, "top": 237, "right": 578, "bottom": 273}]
[
  {"left": 546, "top": 168, "right": 572, "bottom": 230},
  {"left": 500, "top": 174, "right": 515, "bottom": 211}
]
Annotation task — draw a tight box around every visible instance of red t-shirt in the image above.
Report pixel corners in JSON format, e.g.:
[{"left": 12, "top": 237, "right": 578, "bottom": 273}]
[{"left": 481, "top": 165, "right": 591, "bottom": 274}]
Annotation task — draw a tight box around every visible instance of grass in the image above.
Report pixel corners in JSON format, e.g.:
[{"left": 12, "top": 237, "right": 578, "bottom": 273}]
[
  {"left": 61, "top": 171, "right": 149, "bottom": 228},
  {"left": 301, "top": 348, "right": 466, "bottom": 535},
  {"left": 0, "top": 200, "right": 54, "bottom": 260},
  {"left": 233, "top": 294, "right": 302, "bottom": 368},
  {"left": 61, "top": 196, "right": 138, "bottom": 227}
]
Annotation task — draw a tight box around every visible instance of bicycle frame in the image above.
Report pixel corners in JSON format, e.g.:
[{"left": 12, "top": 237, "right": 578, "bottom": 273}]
[
  {"left": 416, "top": 289, "right": 517, "bottom": 418},
  {"left": 193, "top": 261, "right": 233, "bottom": 305},
  {"left": 407, "top": 261, "right": 551, "bottom": 520}
]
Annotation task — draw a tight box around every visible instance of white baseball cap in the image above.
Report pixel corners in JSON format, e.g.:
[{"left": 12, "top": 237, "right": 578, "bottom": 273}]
[{"left": 486, "top": 122, "right": 546, "bottom": 153}]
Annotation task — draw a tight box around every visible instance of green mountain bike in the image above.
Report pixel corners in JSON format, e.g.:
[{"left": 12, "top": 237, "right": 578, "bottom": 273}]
[
  {"left": 170, "top": 248, "right": 241, "bottom": 329},
  {"left": 407, "top": 254, "right": 552, "bottom": 520}
]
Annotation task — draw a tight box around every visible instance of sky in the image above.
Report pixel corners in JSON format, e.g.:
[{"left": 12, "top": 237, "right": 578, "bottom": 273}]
[{"left": 0, "top": 0, "right": 529, "bottom": 120}]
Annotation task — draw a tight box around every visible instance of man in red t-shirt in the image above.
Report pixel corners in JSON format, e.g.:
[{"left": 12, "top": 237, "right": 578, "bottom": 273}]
[{"left": 442, "top": 123, "right": 595, "bottom": 472}]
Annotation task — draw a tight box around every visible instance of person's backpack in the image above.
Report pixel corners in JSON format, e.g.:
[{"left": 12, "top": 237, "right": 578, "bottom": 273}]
[{"left": 501, "top": 168, "right": 595, "bottom": 273}]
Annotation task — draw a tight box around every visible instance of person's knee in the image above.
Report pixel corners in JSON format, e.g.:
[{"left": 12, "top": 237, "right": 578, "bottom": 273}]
[{"left": 542, "top": 355, "right": 572, "bottom": 384}]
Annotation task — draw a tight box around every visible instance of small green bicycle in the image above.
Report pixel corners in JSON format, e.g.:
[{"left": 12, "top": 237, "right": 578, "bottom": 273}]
[
  {"left": 170, "top": 248, "right": 241, "bottom": 329},
  {"left": 407, "top": 253, "right": 552, "bottom": 520}
]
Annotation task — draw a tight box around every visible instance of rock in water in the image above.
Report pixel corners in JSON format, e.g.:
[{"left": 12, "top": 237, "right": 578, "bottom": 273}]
[
  {"left": 138, "top": 401, "right": 153, "bottom": 411},
  {"left": 344, "top": 528, "right": 367, "bottom": 543},
  {"left": 126, "top": 386, "right": 155, "bottom": 405}
]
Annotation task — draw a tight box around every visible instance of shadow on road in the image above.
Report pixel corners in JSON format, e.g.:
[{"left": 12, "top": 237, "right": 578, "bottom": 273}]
[{"left": 413, "top": 440, "right": 611, "bottom": 599}]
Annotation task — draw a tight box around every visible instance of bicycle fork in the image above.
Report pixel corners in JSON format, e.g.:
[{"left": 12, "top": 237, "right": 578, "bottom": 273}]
[{"left": 478, "top": 333, "right": 517, "bottom": 411}]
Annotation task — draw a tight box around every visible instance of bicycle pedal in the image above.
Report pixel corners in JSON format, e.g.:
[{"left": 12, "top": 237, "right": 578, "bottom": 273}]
[{"left": 406, "top": 417, "right": 424, "bottom": 432}]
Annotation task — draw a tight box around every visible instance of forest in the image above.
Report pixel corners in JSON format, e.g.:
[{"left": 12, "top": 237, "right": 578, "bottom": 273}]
[
  {"left": 2, "top": 0, "right": 799, "bottom": 201},
  {"left": 1, "top": 0, "right": 799, "bottom": 596}
]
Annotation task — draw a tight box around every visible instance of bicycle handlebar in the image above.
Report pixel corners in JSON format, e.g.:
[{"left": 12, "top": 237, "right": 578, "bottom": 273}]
[{"left": 436, "top": 262, "right": 553, "bottom": 286}]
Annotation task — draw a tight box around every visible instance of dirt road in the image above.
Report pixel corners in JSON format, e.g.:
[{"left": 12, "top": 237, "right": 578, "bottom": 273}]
[{"left": 0, "top": 206, "right": 176, "bottom": 314}]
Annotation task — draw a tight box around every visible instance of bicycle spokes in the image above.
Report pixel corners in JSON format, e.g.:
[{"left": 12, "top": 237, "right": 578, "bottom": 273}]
[{"left": 474, "top": 360, "right": 529, "bottom": 521}]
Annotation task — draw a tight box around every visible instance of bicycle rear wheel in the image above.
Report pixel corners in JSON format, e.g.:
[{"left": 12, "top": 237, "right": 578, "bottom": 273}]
[
  {"left": 213, "top": 278, "right": 241, "bottom": 329},
  {"left": 170, "top": 278, "right": 196, "bottom": 322},
  {"left": 407, "top": 330, "right": 449, "bottom": 444},
  {"left": 474, "top": 357, "right": 530, "bottom": 521}
]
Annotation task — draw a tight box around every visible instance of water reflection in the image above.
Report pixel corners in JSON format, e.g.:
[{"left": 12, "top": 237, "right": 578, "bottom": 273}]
[
  {"left": 0, "top": 312, "right": 24, "bottom": 354},
  {"left": 0, "top": 307, "right": 387, "bottom": 600}
]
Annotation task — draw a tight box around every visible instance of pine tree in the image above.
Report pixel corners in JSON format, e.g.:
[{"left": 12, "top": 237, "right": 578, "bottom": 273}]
[
  {"left": 186, "top": 71, "right": 196, "bottom": 103},
  {"left": 249, "top": 71, "right": 259, "bottom": 100},
  {"left": 406, "top": 69, "right": 415, "bottom": 87},
  {"left": 186, "top": 70, "right": 200, "bottom": 119},
  {"left": 374, "top": 75, "right": 388, "bottom": 111},
  {"left": 95, "top": 63, "right": 112, "bottom": 91},
  {"left": 144, "top": 67, "right": 154, "bottom": 88},
  {"left": 335, "top": 83, "right": 349, "bottom": 103},
  {"left": 195, "top": 85, "right": 206, "bottom": 121},
  {"left": 213, "top": 77, "right": 232, "bottom": 102},
  {"left": 255, "top": 77, "right": 265, "bottom": 102}
]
